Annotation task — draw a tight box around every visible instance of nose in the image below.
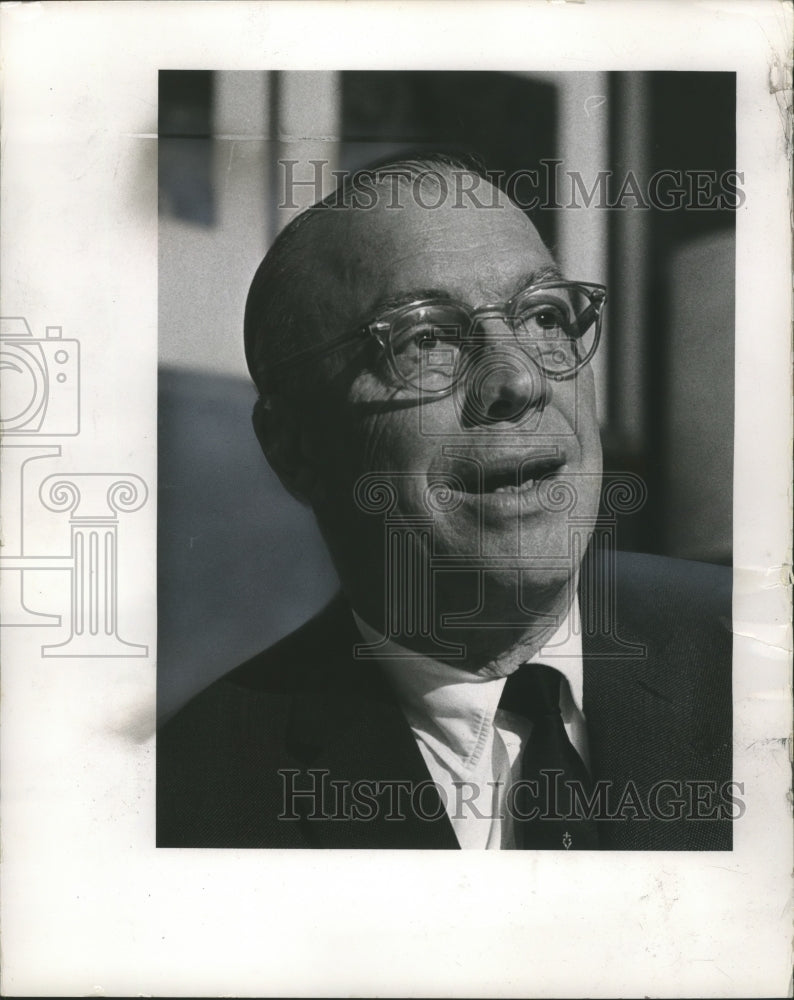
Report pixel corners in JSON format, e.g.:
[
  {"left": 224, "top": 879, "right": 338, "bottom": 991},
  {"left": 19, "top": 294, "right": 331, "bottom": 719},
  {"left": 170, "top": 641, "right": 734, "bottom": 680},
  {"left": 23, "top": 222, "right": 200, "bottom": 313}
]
[{"left": 460, "top": 340, "right": 551, "bottom": 426}]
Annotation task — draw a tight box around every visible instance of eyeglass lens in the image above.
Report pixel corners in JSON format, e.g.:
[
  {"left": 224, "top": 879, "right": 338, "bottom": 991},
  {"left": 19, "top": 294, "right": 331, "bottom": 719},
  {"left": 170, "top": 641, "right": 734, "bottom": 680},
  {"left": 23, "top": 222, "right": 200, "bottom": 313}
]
[{"left": 388, "top": 285, "right": 601, "bottom": 391}]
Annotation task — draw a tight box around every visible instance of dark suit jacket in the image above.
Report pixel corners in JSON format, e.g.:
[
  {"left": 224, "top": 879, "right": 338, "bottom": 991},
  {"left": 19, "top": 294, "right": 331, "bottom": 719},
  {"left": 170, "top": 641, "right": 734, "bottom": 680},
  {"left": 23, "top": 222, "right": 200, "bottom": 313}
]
[{"left": 157, "top": 551, "right": 733, "bottom": 850}]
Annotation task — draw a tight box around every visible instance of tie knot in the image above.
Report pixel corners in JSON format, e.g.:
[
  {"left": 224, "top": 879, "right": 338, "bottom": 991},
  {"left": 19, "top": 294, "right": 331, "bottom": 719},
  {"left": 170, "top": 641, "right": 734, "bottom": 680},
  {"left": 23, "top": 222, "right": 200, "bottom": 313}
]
[{"left": 500, "top": 663, "right": 563, "bottom": 722}]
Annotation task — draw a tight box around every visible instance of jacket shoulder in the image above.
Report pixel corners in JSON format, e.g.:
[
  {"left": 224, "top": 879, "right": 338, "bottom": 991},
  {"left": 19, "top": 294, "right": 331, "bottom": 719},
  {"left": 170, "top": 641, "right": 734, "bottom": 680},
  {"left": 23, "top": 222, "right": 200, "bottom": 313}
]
[
  {"left": 224, "top": 592, "right": 357, "bottom": 693},
  {"left": 613, "top": 550, "right": 731, "bottom": 605},
  {"left": 587, "top": 549, "right": 732, "bottom": 637},
  {"left": 156, "top": 593, "right": 355, "bottom": 847},
  {"left": 582, "top": 552, "right": 734, "bottom": 850}
]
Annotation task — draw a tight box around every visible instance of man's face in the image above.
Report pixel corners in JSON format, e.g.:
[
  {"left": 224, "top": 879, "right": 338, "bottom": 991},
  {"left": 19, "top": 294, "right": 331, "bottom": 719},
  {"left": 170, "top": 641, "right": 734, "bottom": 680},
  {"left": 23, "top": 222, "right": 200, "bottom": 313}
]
[{"left": 295, "top": 174, "right": 603, "bottom": 646}]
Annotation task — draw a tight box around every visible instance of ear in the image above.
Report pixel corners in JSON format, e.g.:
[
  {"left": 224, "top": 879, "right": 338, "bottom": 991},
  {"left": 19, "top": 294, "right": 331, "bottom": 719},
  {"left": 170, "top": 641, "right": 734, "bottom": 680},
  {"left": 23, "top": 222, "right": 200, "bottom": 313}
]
[{"left": 252, "top": 395, "right": 320, "bottom": 505}]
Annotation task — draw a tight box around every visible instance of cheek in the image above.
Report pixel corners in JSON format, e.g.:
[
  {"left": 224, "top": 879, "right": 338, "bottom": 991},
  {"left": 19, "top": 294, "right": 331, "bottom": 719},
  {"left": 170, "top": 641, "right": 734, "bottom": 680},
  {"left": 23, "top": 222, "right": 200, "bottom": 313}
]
[
  {"left": 360, "top": 412, "right": 433, "bottom": 482},
  {"left": 311, "top": 398, "right": 437, "bottom": 514},
  {"left": 560, "top": 371, "right": 601, "bottom": 453},
  {"left": 578, "top": 368, "right": 600, "bottom": 424},
  {"left": 343, "top": 375, "right": 441, "bottom": 475},
  {"left": 333, "top": 421, "right": 430, "bottom": 525},
  {"left": 569, "top": 382, "right": 602, "bottom": 514}
]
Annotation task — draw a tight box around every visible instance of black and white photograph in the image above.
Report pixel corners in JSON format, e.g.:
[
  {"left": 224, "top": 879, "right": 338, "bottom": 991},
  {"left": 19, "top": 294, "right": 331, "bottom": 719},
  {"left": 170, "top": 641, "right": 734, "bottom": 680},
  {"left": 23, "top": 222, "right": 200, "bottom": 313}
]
[
  {"left": 157, "top": 70, "right": 738, "bottom": 852},
  {"left": 0, "top": 2, "right": 791, "bottom": 996}
]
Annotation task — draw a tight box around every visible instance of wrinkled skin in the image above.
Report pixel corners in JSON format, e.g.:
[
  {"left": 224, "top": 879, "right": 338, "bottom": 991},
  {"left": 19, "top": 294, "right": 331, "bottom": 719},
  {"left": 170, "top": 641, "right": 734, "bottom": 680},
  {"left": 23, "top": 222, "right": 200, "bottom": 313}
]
[{"left": 259, "top": 176, "right": 603, "bottom": 674}]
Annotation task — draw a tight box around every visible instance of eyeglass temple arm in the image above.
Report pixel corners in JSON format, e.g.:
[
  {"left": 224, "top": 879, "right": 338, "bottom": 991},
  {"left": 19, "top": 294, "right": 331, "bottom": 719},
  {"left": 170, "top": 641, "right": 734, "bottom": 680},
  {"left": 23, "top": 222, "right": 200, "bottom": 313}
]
[
  {"left": 571, "top": 288, "right": 606, "bottom": 338},
  {"left": 267, "top": 328, "right": 368, "bottom": 378}
]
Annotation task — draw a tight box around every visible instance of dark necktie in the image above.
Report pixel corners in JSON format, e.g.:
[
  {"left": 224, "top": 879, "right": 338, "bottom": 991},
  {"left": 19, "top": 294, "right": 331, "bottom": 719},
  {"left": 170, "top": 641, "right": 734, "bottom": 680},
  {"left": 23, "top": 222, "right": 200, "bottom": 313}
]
[{"left": 500, "top": 663, "right": 600, "bottom": 850}]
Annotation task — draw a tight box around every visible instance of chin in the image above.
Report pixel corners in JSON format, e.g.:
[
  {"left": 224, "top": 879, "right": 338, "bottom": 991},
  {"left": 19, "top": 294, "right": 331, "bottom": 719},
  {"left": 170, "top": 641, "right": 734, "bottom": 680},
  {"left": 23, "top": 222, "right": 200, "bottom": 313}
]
[{"left": 431, "top": 556, "right": 577, "bottom": 632}]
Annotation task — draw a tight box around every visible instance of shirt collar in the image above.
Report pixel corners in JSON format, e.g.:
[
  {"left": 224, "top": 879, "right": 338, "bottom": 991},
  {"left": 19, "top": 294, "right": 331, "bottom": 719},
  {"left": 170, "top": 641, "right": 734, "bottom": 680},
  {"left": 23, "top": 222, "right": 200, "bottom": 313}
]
[{"left": 353, "top": 603, "right": 583, "bottom": 766}]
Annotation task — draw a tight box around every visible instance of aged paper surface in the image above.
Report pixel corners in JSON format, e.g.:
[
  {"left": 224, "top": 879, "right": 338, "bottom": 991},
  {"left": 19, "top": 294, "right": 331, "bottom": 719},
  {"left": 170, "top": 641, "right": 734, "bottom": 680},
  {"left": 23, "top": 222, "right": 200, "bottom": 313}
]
[{"left": 1, "top": 1, "right": 792, "bottom": 996}]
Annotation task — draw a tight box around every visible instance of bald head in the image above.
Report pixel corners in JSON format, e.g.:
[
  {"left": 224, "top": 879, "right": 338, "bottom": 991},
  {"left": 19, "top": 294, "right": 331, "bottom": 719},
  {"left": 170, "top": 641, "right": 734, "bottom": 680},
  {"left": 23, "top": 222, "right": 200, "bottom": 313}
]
[
  {"left": 244, "top": 153, "right": 550, "bottom": 397},
  {"left": 244, "top": 152, "right": 603, "bottom": 667}
]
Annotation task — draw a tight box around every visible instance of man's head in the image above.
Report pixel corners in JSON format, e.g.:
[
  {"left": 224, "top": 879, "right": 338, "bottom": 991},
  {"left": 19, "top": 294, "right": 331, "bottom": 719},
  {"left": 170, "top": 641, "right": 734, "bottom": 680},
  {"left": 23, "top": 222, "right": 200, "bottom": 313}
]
[{"left": 245, "top": 154, "right": 604, "bottom": 668}]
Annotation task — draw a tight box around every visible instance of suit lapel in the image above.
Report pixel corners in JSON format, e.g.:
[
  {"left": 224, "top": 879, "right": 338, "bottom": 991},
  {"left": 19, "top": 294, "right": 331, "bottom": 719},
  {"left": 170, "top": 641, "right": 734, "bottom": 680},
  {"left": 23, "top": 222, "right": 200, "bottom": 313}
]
[
  {"left": 581, "top": 564, "right": 708, "bottom": 850},
  {"left": 583, "top": 624, "right": 676, "bottom": 849},
  {"left": 285, "top": 606, "right": 459, "bottom": 849},
  {"left": 280, "top": 562, "right": 723, "bottom": 851}
]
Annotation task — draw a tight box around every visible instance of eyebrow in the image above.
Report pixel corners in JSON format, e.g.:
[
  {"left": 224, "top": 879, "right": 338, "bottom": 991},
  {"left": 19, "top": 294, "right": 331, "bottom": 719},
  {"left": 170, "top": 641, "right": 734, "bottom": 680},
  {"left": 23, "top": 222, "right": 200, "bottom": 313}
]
[
  {"left": 509, "top": 264, "right": 565, "bottom": 295},
  {"left": 362, "top": 264, "right": 566, "bottom": 323},
  {"left": 364, "top": 288, "right": 455, "bottom": 319}
]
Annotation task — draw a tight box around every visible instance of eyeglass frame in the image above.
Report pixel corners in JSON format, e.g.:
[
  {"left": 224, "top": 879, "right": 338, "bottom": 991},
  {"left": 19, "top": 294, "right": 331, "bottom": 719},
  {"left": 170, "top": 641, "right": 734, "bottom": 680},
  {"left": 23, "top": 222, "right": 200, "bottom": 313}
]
[{"left": 264, "top": 278, "right": 607, "bottom": 397}]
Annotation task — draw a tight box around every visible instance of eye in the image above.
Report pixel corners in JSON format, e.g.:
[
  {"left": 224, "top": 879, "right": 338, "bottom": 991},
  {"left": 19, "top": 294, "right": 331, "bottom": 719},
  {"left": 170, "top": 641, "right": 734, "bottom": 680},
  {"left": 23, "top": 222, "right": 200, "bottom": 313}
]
[
  {"left": 389, "top": 321, "right": 463, "bottom": 387},
  {"left": 392, "top": 326, "right": 431, "bottom": 352},
  {"left": 391, "top": 317, "right": 464, "bottom": 358},
  {"left": 513, "top": 301, "right": 572, "bottom": 338},
  {"left": 534, "top": 307, "right": 567, "bottom": 330},
  {"left": 413, "top": 327, "right": 454, "bottom": 351},
  {"left": 378, "top": 302, "right": 469, "bottom": 389}
]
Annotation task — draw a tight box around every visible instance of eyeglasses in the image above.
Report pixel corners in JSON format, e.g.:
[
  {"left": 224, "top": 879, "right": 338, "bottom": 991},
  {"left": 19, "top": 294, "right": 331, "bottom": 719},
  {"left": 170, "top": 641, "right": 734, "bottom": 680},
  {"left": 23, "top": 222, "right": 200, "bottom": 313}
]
[{"left": 267, "top": 279, "right": 606, "bottom": 396}]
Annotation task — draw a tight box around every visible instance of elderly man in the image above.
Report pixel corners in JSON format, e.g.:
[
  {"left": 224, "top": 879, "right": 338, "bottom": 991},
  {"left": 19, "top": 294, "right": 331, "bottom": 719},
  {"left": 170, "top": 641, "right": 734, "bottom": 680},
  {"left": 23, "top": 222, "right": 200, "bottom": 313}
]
[{"left": 157, "top": 153, "right": 733, "bottom": 851}]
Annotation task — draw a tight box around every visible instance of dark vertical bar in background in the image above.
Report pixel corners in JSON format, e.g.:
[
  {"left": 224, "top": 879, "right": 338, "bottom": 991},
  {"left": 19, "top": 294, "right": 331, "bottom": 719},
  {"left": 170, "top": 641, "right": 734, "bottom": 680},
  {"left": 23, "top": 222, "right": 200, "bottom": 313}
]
[
  {"left": 604, "top": 72, "right": 651, "bottom": 556},
  {"left": 648, "top": 72, "right": 735, "bottom": 561},
  {"left": 641, "top": 75, "right": 670, "bottom": 559},
  {"left": 605, "top": 71, "right": 735, "bottom": 561},
  {"left": 158, "top": 70, "right": 216, "bottom": 225},
  {"left": 266, "top": 70, "right": 281, "bottom": 248},
  {"left": 606, "top": 73, "right": 622, "bottom": 438}
]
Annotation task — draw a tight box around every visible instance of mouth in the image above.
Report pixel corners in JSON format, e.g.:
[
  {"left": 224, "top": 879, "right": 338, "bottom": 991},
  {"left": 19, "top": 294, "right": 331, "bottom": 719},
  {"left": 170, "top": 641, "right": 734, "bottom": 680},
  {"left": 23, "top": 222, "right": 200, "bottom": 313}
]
[{"left": 455, "top": 454, "right": 565, "bottom": 496}]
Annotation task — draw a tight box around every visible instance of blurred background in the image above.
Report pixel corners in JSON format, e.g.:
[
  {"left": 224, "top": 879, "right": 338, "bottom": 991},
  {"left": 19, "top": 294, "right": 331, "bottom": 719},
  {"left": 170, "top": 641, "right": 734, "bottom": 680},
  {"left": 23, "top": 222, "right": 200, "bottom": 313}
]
[{"left": 159, "top": 71, "right": 735, "bottom": 719}]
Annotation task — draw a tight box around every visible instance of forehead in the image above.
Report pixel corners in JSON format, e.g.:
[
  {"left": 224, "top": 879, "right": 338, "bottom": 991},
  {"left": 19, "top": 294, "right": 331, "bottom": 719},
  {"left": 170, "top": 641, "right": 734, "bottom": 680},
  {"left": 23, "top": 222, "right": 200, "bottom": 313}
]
[{"left": 305, "top": 175, "right": 554, "bottom": 327}]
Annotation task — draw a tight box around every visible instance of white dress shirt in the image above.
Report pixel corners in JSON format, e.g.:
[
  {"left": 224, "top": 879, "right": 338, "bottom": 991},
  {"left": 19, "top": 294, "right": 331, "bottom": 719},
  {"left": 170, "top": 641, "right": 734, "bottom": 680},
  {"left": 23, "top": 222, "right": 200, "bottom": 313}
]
[{"left": 354, "top": 605, "right": 589, "bottom": 850}]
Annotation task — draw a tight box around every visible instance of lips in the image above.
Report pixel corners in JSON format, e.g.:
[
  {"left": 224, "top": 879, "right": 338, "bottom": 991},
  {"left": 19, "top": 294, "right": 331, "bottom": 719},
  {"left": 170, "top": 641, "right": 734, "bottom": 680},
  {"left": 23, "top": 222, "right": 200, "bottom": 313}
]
[{"left": 452, "top": 453, "right": 565, "bottom": 496}]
